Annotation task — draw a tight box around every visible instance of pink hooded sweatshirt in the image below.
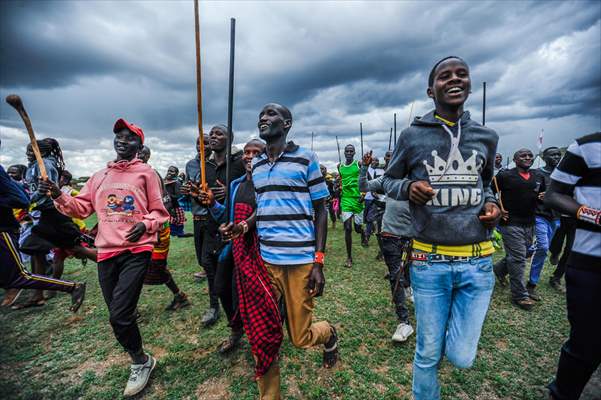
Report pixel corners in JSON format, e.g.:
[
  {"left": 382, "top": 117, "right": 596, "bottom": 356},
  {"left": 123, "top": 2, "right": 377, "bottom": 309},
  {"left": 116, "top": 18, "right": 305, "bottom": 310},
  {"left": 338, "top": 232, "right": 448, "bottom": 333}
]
[{"left": 54, "top": 158, "right": 169, "bottom": 259}]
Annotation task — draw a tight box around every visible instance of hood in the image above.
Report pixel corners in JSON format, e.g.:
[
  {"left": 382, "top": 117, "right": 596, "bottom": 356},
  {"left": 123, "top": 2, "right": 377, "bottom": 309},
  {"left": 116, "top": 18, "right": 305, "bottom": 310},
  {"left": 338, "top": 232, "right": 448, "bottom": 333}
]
[
  {"left": 412, "top": 110, "right": 473, "bottom": 127},
  {"left": 106, "top": 158, "right": 146, "bottom": 171}
]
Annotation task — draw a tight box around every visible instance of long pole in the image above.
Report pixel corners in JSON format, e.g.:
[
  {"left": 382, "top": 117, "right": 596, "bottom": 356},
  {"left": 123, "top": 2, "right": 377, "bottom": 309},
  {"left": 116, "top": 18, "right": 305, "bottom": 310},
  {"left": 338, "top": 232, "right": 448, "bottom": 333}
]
[
  {"left": 225, "top": 17, "right": 236, "bottom": 224},
  {"left": 193, "top": 0, "right": 207, "bottom": 189},
  {"left": 393, "top": 113, "right": 397, "bottom": 147},
  {"left": 388, "top": 127, "right": 393, "bottom": 151},
  {"left": 360, "top": 122, "right": 364, "bottom": 157},
  {"left": 407, "top": 101, "right": 414, "bottom": 127},
  {"left": 482, "top": 81, "right": 487, "bottom": 126},
  {"left": 336, "top": 135, "right": 341, "bottom": 164}
]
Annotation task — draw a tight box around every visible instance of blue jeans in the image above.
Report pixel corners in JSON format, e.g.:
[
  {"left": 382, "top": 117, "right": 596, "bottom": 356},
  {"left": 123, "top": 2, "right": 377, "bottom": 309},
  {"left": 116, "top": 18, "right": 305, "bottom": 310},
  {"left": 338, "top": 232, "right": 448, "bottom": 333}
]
[
  {"left": 411, "top": 255, "right": 495, "bottom": 400},
  {"left": 528, "top": 217, "right": 560, "bottom": 285}
]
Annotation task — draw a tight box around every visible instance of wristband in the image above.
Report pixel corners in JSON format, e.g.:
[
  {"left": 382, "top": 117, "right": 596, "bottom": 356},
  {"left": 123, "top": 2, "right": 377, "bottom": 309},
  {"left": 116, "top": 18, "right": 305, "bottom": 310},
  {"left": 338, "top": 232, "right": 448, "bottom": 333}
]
[
  {"left": 577, "top": 205, "right": 601, "bottom": 226},
  {"left": 314, "top": 251, "right": 325, "bottom": 265},
  {"left": 239, "top": 220, "right": 249, "bottom": 234}
]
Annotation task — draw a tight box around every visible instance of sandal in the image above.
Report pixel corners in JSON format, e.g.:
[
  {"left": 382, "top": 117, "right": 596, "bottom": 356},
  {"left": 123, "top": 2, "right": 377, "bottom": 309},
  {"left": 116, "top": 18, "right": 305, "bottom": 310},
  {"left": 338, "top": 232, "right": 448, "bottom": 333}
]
[
  {"left": 217, "top": 330, "right": 243, "bottom": 355},
  {"left": 323, "top": 325, "right": 339, "bottom": 368},
  {"left": 11, "top": 298, "right": 46, "bottom": 310}
]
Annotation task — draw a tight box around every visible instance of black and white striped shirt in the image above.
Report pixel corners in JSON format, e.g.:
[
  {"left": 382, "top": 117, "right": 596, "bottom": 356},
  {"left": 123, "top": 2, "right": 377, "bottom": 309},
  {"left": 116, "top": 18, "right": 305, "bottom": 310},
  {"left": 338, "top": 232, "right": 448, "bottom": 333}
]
[{"left": 550, "top": 132, "right": 601, "bottom": 266}]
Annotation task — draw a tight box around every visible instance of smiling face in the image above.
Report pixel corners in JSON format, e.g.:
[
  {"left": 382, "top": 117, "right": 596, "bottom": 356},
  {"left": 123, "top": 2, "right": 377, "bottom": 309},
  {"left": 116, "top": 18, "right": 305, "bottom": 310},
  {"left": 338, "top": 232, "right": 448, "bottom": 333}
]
[
  {"left": 427, "top": 58, "right": 471, "bottom": 109},
  {"left": 495, "top": 153, "right": 503, "bottom": 168},
  {"left": 209, "top": 126, "right": 228, "bottom": 153},
  {"left": 514, "top": 148, "right": 534, "bottom": 170},
  {"left": 543, "top": 148, "right": 562, "bottom": 169},
  {"left": 166, "top": 166, "right": 178, "bottom": 179},
  {"left": 243, "top": 141, "right": 265, "bottom": 173},
  {"left": 258, "top": 103, "right": 292, "bottom": 141},
  {"left": 344, "top": 145, "right": 355, "bottom": 163},
  {"left": 114, "top": 128, "right": 142, "bottom": 161}
]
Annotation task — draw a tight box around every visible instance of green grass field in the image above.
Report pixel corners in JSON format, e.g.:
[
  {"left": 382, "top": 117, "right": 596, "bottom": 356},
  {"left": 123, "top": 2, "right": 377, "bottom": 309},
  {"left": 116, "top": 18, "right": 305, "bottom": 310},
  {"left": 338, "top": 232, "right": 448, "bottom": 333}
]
[{"left": 0, "top": 214, "right": 596, "bottom": 399}]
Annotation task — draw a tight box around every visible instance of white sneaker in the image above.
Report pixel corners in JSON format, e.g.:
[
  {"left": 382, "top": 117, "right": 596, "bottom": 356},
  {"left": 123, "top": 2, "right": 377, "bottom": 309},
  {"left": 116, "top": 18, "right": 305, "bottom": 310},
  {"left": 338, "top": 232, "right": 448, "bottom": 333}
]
[
  {"left": 391, "top": 322, "right": 414, "bottom": 342},
  {"left": 123, "top": 353, "right": 156, "bottom": 397},
  {"left": 404, "top": 286, "right": 414, "bottom": 303}
]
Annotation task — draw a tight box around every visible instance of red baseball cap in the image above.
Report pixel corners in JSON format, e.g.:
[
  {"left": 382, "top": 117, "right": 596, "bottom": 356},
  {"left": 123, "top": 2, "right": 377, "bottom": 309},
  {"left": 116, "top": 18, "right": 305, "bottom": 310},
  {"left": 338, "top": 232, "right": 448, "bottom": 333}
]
[{"left": 113, "top": 118, "right": 144, "bottom": 144}]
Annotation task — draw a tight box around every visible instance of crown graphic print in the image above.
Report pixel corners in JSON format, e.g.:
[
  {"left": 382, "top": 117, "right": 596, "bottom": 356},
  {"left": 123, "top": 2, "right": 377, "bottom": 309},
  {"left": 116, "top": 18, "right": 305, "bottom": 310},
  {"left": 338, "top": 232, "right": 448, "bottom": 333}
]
[{"left": 424, "top": 148, "right": 482, "bottom": 186}]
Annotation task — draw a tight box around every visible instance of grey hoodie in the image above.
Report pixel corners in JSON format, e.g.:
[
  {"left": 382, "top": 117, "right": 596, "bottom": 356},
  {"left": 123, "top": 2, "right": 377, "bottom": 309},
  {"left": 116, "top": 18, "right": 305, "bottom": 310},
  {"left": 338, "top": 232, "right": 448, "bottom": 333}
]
[{"left": 382, "top": 110, "right": 498, "bottom": 246}]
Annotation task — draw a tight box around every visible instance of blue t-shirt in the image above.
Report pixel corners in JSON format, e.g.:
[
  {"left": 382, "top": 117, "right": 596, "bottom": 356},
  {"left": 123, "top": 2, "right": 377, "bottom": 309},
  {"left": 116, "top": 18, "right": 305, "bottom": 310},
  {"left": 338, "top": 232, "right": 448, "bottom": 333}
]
[{"left": 252, "top": 142, "right": 329, "bottom": 265}]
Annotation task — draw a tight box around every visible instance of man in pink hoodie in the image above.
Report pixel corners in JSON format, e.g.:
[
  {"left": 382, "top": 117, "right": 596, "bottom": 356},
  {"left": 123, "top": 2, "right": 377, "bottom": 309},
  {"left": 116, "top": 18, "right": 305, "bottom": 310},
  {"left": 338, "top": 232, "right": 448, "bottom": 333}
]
[{"left": 39, "top": 118, "right": 169, "bottom": 397}]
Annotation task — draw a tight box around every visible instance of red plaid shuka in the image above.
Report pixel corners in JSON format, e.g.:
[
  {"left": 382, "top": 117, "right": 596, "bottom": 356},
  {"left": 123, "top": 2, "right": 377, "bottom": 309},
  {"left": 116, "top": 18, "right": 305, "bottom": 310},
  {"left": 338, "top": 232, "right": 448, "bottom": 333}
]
[
  {"left": 170, "top": 206, "right": 186, "bottom": 226},
  {"left": 232, "top": 202, "right": 283, "bottom": 378}
]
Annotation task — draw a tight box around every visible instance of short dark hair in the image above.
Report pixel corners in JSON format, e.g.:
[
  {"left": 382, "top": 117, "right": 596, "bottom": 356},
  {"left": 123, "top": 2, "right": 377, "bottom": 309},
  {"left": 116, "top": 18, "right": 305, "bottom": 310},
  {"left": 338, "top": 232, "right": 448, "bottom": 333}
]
[
  {"left": 61, "top": 170, "right": 72, "bottom": 182},
  {"left": 212, "top": 124, "right": 234, "bottom": 141},
  {"left": 542, "top": 146, "right": 560, "bottom": 156},
  {"left": 428, "top": 56, "right": 468, "bottom": 87}
]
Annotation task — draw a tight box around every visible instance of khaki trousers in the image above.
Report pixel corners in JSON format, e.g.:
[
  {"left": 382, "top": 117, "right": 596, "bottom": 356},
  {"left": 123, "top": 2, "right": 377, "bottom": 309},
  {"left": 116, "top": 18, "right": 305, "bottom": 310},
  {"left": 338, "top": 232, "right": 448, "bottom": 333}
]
[{"left": 257, "top": 262, "right": 332, "bottom": 399}]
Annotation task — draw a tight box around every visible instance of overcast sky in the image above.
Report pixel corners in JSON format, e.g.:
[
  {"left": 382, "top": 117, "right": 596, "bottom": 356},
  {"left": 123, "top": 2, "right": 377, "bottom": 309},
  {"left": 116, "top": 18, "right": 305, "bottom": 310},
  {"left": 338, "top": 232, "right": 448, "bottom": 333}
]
[{"left": 1, "top": 0, "right": 600, "bottom": 177}]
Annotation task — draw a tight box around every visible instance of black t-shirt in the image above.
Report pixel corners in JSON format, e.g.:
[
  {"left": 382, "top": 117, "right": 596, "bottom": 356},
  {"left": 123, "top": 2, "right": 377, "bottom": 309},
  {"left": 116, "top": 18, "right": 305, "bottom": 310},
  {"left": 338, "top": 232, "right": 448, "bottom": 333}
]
[
  {"left": 534, "top": 167, "right": 558, "bottom": 221},
  {"left": 494, "top": 168, "right": 546, "bottom": 226}
]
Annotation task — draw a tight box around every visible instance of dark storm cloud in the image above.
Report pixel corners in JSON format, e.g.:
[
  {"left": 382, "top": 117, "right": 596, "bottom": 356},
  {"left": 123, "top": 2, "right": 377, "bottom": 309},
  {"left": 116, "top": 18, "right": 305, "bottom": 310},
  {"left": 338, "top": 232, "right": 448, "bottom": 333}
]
[{"left": 1, "top": 0, "right": 600, "bottom": 175}]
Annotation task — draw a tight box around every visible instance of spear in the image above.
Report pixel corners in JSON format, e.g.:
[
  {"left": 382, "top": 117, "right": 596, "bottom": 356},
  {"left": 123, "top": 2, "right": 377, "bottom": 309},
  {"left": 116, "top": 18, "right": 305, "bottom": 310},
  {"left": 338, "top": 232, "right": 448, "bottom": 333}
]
[
  {"left": 393, "top": 113, "right": 397, "bottom": 147},
  {"left": 193, "top": 0, "right": 207, "bottom": 190},
  {"left": 360, "top": 122, "right": 364, "bottom": 157},
  {"left": 224, "top": 17, "right": 236, "bottom": 224},
  {"left": 388, "top": 127, "right": 393, "bottom": 151},
  {"left": 482, "top": 81, "right": 487, "bottom": 125},
  {"left": 407, "top": 101, "right": 414, "bottom": 127},
  {"left": 336, "top": 135, "right": 341, "bottom": 164}
]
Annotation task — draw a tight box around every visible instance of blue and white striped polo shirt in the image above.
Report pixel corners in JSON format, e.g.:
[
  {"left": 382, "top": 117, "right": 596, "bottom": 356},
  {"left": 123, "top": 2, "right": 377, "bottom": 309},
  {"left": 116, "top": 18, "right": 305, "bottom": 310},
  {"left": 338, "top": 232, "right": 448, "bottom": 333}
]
[{"left": 252, "top": 142, "right": 329, "bottom": 265}]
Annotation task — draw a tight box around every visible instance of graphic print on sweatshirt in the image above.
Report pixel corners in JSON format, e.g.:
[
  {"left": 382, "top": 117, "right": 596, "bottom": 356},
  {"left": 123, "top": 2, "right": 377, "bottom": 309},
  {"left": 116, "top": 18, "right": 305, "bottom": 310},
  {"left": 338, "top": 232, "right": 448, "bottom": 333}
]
[
  {"left": 423, "top": 141, "right": 483, "bottom": 207},
  {"left": 100, "top": 182, "right": 143, "bottom": 221}
]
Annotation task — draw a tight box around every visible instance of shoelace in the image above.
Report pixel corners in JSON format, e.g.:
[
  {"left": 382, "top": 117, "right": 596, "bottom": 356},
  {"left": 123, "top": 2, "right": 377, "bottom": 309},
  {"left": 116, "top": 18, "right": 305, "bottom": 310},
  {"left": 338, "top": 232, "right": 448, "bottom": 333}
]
[{"left": 129, "top": 365, "right": 143, "bottom": 382}]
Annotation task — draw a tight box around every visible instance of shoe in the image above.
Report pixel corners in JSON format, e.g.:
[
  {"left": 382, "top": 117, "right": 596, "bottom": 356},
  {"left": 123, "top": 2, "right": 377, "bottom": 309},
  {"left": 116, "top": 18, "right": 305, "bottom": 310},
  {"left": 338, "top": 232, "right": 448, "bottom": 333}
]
[
  {"left": 512, "top": 297, "right": 535, "bottom": 311},
  {"left": 201, "top": 307, "right": 220, "bottom": 327},
  {"left": 549, "top": 254, "right": 559, "bottom": 266},
  {"left": 193, "top": 271, "right": 207, "bottom": 282},
  {"left": 391, "top": 322, "right": 414, "bottom": 342},
  {"left": 217, "top": 330, "right": 244, "bottom": 354},
  {"left": 549, "top": 278, "right": 566, "bottom": 293},
  {"left": 527, "top": 284, "right": 541, "bottom": 301},
  {"left": 1, "top": 289, "right": 23, "bottom": 307},
  {"left": 70, "top": 283, "right": 86, "bottom": 313},
  {"left": 165, "top": 292, "right": 190, "bottom": 311},
  {"left": 123, "top": 353, "right": 156, "bottom": 397},
  {"left": 404, "top": 287, "right": 414, "bottom": 303},
  {"left": 344, "top": 258, "right": 352, "bottom": 268},
  {"left": 323, "top": 325, "right": 339, "bottom": 368}
]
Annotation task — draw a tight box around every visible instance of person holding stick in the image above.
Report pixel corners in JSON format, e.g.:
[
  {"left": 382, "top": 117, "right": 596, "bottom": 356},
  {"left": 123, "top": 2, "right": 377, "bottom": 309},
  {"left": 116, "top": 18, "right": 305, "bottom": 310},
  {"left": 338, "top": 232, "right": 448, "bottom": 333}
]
[
  {"left": 251, "top": 103, "right": 339, "bottom": 398},
  {"left": 18, "top": 139, "right": 91, "bottom": 308},
  {"left": 0, "top": 137, "right": 86, "bottom": 312},
  {"left": 39, "top": 118, "right": 170, "bottom": 397},
  {"left": 382, "top": 56, "right": 501, "bottom": 400},
  {"left": 339, "top": 144, "right": 365, "bottom": 268},
  {"left": 186, "top": 126, "right": 245, "bottom": 328},
  {"left": 492, "top": 148, "right": 546, "bottom": 309}
]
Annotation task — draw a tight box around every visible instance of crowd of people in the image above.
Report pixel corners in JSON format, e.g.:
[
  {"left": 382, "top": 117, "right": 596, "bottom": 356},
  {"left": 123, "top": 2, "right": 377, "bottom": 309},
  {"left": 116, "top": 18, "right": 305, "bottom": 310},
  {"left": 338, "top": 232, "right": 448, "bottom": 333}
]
[{"left": 1, "top": 56, "right": 599, "bottom": 400}]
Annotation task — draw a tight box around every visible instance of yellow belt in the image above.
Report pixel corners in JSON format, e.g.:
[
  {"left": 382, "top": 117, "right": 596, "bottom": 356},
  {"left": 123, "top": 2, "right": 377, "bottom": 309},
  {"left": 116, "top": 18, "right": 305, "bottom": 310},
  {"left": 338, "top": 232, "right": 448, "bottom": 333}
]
[{"left": 412, "top": 239, "right": 495, "bottom": 257}]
